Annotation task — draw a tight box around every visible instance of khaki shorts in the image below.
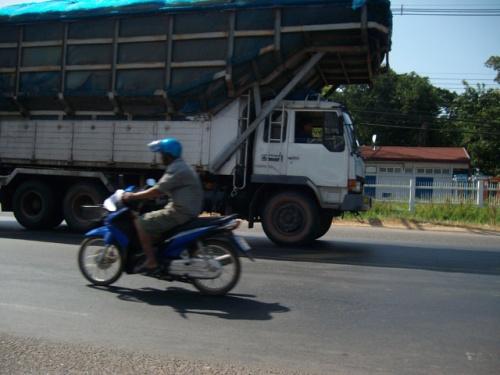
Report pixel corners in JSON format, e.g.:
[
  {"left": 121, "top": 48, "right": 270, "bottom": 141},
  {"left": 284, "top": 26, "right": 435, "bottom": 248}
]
[{"left": 137, "top": 207, "right": 192, "bottom": 239}]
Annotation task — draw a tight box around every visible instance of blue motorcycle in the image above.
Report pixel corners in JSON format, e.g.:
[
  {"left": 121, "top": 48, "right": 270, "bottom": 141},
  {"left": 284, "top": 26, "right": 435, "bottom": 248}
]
[{"left": 78, "top": 187, "right": 253, "bottom": 296}]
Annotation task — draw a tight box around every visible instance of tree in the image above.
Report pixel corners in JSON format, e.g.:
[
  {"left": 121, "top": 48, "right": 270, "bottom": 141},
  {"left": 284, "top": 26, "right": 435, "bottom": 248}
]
[
  {"left": 330, "top": 69, "right": 452, "bottom": 147},
  {"left": 485, "top": 56, "right": 500, "bottom": 83},
  {"left": 444, "top": 57, "right": 500, "bottom": 175},
  {"left": 448, "top": 84, "right": 500, "bottom": 175},
  {"left": 329, "top": 65, "right": 499, "bottom": 175}
]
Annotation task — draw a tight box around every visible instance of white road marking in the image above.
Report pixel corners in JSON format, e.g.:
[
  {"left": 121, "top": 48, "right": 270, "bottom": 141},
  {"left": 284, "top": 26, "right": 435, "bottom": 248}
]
[{"left": 0, "top": 302, "right": 89, "bottom": 317}]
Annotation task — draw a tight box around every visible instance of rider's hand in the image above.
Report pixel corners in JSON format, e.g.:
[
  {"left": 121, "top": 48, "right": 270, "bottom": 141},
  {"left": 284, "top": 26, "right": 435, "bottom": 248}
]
[{"left": 122, "top": 192, "right": 134, "bottom": 203}]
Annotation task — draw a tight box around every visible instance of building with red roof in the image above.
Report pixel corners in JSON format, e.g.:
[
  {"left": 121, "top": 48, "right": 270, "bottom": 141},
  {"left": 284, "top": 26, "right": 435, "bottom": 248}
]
[
  {"left": 359, "top": 146, "right": 471, "bottom": 199},
  {"left": 360, "top": 147, "right": 471, "bottom": 165}
]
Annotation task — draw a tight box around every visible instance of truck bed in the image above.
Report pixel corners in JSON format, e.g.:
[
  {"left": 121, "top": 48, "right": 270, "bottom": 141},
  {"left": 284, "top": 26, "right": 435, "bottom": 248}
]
[
  {"left": 0, "top": 97, "right": 240, "bottom": 174},
  {"left": 0, "top": 0, "right": 391, "bottom": 117}
]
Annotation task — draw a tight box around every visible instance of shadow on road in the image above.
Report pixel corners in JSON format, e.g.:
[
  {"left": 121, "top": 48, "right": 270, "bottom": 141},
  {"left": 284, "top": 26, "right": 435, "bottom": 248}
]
[
  {"left": 1, "top": 220, "right": 499, "bottom": 276},
  {"left": 247, "top": 236, "right": 500, "bottom": 276},
  {"left": 89, "top": 285, "right": 289, "bottom": 320},
  {"left": 0, "top": 221, "right": 81, "bottom": 245}
]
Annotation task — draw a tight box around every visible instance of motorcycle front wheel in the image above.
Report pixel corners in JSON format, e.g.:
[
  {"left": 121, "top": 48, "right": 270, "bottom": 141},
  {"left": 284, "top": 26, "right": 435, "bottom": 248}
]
[
  {"left": 78, "top": 237, "right": 123, "bottom": 286},
  {"left": 191, "top": 238, "right": 241, "bottom": 296}
]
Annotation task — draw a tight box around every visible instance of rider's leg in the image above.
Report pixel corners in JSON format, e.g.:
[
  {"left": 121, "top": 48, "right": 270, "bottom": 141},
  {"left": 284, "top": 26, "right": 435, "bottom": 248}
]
[
  {"left": 133, "top": 218, "right": 158, "bottom": 269},
  {"left": 135, "top": 208, "right": 191, "bottom": 271}
]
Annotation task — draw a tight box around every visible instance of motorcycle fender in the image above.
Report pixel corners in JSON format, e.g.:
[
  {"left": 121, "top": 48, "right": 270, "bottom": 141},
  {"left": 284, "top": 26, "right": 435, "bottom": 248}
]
[
  {"left": 85, "top": 226, "right": 115, "bottom": 246},
  {"left": 228, "top": 234, "right": 255, "bottom": 261},
  {"left": 85, "top": 226, "right": 109, "bottom": 239}
]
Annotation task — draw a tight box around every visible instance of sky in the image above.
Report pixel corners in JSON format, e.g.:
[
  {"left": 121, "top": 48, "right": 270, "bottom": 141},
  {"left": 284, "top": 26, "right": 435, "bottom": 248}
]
[
  {"left": 390, "top": 0, "right": 500, "bottom": 93},
  {"left": 0, "top": 0, "right": 499, "bottom": 93}
]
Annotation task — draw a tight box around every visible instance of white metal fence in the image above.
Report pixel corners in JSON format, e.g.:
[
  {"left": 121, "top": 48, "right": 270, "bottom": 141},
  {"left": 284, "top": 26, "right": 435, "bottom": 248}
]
[{"left": 364, "top": 179, "right": 500, "bottom": 210}]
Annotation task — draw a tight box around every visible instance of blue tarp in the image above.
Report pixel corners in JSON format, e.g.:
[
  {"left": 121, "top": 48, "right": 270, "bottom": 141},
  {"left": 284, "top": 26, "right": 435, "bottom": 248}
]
[
  {"left": 0, "top": 0, "right": 374, "bottom": 21},
  {"left": 352, "top": 0, "right": 367, "bottom": 9},
  {"left": 0, "top": 0, "right": 391, "bottom": 115}
]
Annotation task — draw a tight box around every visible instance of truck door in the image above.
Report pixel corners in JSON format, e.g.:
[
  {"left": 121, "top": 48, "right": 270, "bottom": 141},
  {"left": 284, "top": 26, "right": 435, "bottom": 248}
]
[
  {"left": 253, "top": 108, "right": 288, "bottom": 176},
  {"left": 287, "top": 111, "right": 348, "bottom": 187}
]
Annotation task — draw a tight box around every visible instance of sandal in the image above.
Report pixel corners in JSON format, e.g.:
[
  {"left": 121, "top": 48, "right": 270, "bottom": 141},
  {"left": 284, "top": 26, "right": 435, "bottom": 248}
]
[{"left": 134, "top": 261, "right": 160, "bottom": 275}]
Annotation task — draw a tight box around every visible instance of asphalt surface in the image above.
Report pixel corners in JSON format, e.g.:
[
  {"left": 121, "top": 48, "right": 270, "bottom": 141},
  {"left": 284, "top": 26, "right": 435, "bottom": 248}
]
[{"left": 0, "top": 213, "right": 499, "bottom": 374}]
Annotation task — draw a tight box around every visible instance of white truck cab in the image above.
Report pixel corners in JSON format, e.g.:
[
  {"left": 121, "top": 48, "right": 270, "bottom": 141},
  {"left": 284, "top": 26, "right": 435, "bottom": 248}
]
[{"left": 253, "top": 100, "right": 367, "bottom": 211}]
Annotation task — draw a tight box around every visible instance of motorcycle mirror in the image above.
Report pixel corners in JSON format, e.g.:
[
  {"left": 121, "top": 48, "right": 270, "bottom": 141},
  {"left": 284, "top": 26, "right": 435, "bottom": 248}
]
[{"left": 146, "top": 178, "right": 157, "bottom": 187}]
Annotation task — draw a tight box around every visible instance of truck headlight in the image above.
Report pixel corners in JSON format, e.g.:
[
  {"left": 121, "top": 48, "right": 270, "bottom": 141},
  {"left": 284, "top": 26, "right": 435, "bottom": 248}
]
[{"left": 348, "top": 179, "right": 362, "bottom": 193}]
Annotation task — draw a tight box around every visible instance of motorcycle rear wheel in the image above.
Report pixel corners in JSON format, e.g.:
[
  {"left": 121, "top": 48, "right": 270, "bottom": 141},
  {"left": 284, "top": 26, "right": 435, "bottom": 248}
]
[
  {"left": 191, "top": 238, "right": 241, "bottom": 296},
  {"left": 78, "top": 237, "right": 123, "bottom": 286}
]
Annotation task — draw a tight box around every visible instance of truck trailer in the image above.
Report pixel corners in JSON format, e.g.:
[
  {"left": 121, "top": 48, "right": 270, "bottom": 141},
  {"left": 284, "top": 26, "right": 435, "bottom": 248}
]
[{"left": 0, "top": 0, "right": 392, "bottom": 245}]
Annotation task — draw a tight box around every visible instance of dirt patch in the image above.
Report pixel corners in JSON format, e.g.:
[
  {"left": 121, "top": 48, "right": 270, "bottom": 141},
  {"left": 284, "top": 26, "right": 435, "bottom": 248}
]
[{"left": 334, "top": 218, "right": 500, "bottom": 235}]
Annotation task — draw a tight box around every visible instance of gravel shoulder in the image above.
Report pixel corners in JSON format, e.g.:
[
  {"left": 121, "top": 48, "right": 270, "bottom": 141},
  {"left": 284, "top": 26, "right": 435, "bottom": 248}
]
[{"left": 0, "top": 333, "right": 316, "bottom": 375}]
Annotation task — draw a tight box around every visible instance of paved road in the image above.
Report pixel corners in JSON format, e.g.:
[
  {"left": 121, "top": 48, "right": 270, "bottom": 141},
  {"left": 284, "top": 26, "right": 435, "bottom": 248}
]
[{"left": 0, "top": 213, "right": 499, "bottom": 374}]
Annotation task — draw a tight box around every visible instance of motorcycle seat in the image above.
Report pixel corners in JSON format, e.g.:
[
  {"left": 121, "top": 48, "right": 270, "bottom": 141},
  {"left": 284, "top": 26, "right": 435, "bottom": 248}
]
[{"left": 157, "top": 214, "right": 239, "bottom": 243}]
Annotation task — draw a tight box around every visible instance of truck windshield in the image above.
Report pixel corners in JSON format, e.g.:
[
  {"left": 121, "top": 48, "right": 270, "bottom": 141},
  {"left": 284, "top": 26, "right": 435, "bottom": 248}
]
[
  {"left": 342, "top": 113, "right": 359, "bottom": 153},
  {"left": 294, "top": 111, "right": 345, "bottom": 152}
]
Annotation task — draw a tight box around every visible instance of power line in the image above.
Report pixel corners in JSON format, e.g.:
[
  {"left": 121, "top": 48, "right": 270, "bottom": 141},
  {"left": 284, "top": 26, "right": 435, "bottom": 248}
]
[
  {"left": 433, "top": 85, "right": 499, "bottom": 88},
  {"left": 429, "top": 78, "right": 496, "bottom": 81},
  {"left": 433, "top": 87, "right": 499, "bottom": 91},
  {"left": 353, "top": 111, "right": 500, "bottom": 128},
  {"left": 433, "top": 87, "right": 499, "bottom": 90},
  {"left": 391, "top": 6, "right": 500, "bottom": 16},
  {"left": 395, "top": 13, "right": 500, "bottom": 16},
  {"left": 391, "top": 2, "right": 500, "bottom": 4},
  {"left": 392, "top": 4, "right": 500, "bottom": 7},
  {"left": 417, "top": 72, "right": 495, "bottom": 76},
  {"left": 399, "top": 8, "right": 500, "bottom": 12},
  {"left": 391, "top": 7, "right": 500, "bottom": 12},
  {"left": 336, "top": 84, "right": 499, "bottom": 93},
  {"left": 350, "top": 109, "right": 500, "bottom": 127},
  {"left": 358, "top": 122, "right": 500, "bottom": 136},
  {"left": 433, "top": 82, "right": 499, "bottom": 83},
  {"left": 431, "top": 82, "right": 496, "bottom": 84},
  {"left": 398, "top": 8, "right": 500, "bottom": 11}
]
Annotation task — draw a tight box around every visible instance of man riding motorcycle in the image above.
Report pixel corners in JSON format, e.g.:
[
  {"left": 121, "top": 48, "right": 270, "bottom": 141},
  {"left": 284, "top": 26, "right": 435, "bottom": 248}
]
[{"left": 122, "top": 138, "right": 203, "bottom": 273}]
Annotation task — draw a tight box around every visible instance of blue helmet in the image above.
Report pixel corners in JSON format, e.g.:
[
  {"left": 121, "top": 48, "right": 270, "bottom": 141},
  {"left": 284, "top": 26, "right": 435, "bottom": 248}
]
[{"left": 148, "top": 138, "right": 182, "bottom": 158}]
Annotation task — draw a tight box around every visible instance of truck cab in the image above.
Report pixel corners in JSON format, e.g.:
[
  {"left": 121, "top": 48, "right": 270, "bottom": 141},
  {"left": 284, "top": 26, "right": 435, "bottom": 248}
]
[
  {"left": 254, "top": 100, "right": 366, "bottom": 208},
  {"left": 245, "top": 99, "right": 369, "bottom": 245}
]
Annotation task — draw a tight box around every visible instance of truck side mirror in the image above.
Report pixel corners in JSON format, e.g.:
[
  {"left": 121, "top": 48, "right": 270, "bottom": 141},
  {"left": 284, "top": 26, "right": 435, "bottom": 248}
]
[{"left": 371, "top": 134, "right": 378, "bottom": 150}]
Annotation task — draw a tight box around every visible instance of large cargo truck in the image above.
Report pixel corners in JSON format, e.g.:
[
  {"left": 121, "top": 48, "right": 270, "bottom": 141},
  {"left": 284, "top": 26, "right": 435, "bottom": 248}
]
[{"left": 0, "top": 0, "right": 391, "bottom": 245}]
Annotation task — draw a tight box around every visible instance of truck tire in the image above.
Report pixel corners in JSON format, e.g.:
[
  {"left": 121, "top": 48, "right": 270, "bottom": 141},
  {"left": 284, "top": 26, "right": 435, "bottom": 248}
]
[
  {"left": 314, "top": 212, "right": 334, "bottom": 240},
  {"left": 63, "top": 182, "right": 108, "bottom": 233},
  {"left": 13, "top": 180, "right": 60, "bottom": 230},
  {"left": 262, "top": 191, "right": 319, "bottom": 246},
  {"left": 48, "top": 207, "right": 64, "bottom": 229}
]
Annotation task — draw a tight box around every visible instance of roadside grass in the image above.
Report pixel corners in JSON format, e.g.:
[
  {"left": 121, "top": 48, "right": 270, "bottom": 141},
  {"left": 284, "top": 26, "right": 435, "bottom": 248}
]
[{"left": 342, "top": 201, "right": 499, "bottom": 227}]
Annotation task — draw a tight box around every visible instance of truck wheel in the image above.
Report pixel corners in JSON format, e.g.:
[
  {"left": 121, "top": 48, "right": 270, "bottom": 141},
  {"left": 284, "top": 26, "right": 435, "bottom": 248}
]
[
  {"left": 262, "top": 191, "right": 319, "bottom": 246},
  {"left": 63, "top": 182, "right": 108, "bottom": 233},
  {"left": 48, "top": 207, "right": 64, "bottom": 228},
  {"left": 314, "top": 212, "right": 334, "bottom": 240},
  {"left": 13, "top": 180, "right": 59, "bottom": 230}
]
